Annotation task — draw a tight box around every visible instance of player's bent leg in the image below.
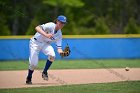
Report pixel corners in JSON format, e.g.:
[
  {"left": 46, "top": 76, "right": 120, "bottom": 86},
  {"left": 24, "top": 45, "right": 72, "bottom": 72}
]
[
  {"left": 29, "top": 49, "right": 39, "bottom": 70},
  {"left": 26, "top": 52, "right": 39, "bottom": 84},
  {"left": 26, "top": 63, "right": 38, "bottom": 84},
  {"left": 42, "top": 45, "right": 56, "bottom": 80},
  {"left": 48, "top": 55, "right": 55, "bottom": 62},
  {"left": 26, "top": 46, "right": 39, "bottom": 84},
  {"left": 42, "top": 56, "right": 55, "bottom": 80},
  {"left": 26, "top": 69, "right": 34, "bottom": 84}
]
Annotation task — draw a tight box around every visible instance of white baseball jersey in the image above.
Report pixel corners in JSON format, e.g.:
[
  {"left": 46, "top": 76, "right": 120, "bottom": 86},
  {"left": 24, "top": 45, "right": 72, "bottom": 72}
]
[{"left": 33, "top": 22, "right": 62, "bottom": 49}]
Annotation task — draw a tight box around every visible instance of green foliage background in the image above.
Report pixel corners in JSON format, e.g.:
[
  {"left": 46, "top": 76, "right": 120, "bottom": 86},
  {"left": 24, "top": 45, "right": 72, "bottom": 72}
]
[{"left": 0, "top": 0, "right": 140, "bottom": 35}]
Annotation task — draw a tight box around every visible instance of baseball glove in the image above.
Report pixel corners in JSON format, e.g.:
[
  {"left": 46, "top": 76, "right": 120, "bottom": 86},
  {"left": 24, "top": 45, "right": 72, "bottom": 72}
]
[{"left": 60, "top": 44, "right": 71, "bottom": 58}]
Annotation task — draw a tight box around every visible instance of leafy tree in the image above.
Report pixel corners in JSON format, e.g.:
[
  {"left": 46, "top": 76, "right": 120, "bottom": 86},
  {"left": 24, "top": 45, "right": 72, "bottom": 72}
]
[
  {"left": 0, "top": 13, "right": 11, "bottom": 35},
  {"left": 94, "top": 17, "right": 110, "bottom": 34},
  {"left": 26, "top": 16, "right": 39, "bottom": 35},
  {"left": 0, "top": 0, "right": 140, "bottom": 35},
  {"left": 124, "top": 18, "right": 140, "bottom": 34}
]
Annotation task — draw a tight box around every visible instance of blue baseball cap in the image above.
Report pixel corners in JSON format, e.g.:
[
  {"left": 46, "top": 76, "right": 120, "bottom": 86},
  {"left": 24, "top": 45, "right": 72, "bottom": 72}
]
[{"left": 57, "top": 15, "right": 67, "bottom": 23}]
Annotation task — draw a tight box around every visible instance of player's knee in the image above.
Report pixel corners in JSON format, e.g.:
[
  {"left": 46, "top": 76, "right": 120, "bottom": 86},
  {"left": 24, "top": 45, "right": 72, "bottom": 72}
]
[
  {"left": 29, "top": 64, "right": 38, "bottom": 70},
  {"left": 48, "top": 55, "right": 55, "bottom": 62}
]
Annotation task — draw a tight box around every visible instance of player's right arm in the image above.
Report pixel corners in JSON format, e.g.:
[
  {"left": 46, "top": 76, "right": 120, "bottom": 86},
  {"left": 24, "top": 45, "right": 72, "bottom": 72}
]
[{"left": 35, "top": 26, "right": 53, "bottom": 38}]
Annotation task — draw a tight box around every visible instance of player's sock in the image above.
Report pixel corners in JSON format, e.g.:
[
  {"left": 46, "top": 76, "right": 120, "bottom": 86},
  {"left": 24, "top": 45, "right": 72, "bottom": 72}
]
[
  {"left": 27, "top": 69, "right": 34, "bottom": 78},
  {"left": 43, "top": 59, "right": 52, "bottom": 73}
]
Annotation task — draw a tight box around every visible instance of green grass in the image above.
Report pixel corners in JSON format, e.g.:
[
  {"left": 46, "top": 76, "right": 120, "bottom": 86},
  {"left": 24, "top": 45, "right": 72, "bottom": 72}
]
[
  {"left": 0, "top": 81, "right": 140, "bottom": 93},
  {"left": 0, "top": 59, "right": 140, "bottom": 70}
]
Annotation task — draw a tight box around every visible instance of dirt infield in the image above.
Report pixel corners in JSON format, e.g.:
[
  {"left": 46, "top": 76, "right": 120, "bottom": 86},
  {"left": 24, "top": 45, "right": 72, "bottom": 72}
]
[{"left": 0, "top": 68, "right": 140, "bottom": 89}]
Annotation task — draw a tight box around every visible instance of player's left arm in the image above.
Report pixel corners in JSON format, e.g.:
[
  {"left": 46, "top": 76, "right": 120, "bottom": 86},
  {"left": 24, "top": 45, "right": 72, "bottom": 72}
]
[
  {"left": 56, "top": 37, "right": 70, "bottom": 58},
  {"left": 56, "top": 37, "right": 63, "bottom": 54}
]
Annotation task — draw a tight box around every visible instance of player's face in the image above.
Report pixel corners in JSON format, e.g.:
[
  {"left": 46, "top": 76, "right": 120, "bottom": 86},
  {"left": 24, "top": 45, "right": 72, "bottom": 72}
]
[{"left": 57, "top": 21, "right": 65, "bottom": 29}]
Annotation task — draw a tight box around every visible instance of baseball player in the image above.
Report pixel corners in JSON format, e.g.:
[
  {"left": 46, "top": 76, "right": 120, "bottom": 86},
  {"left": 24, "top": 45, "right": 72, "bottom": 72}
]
[{"left": 26, "top": 15, "right": 69, "bottom": 84}]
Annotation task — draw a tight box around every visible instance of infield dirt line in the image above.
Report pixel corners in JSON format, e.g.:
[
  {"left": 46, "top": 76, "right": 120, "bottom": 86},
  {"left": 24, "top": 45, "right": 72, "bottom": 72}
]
[{"left": 0, "top": 68, "right": 140, "bottom": 89}]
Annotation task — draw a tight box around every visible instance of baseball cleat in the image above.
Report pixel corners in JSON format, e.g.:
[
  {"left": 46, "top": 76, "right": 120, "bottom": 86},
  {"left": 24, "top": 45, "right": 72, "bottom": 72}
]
[
  {"left": 42, "top": 72, "right": 48, "bottom": 80},
  {"left": 26, "top": 77, "right": 32, "bottom": 84}
]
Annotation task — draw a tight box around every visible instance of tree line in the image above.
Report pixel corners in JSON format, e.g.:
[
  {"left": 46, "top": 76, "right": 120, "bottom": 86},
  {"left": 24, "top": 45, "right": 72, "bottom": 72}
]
[{"left": 0, "top": 0, "right": 140, "bottom": 35}]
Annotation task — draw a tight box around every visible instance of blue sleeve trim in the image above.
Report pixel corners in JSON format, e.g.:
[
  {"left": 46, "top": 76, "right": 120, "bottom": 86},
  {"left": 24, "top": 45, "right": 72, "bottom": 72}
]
[{"left": 56, "top": 45, "right": 62, "bottom": 48}]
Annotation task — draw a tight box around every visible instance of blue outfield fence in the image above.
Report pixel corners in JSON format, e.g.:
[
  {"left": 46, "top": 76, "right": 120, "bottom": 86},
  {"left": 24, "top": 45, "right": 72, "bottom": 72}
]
[{"left": 0, "top": 35, "right": 140, "bottom": 60}]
